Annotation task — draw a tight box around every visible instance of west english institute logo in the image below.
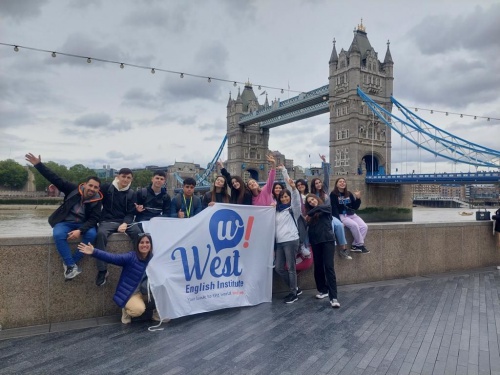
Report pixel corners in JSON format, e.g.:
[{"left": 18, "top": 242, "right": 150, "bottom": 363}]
[{"left": 171, "top": 209, "right": 255, "bottom": 282}]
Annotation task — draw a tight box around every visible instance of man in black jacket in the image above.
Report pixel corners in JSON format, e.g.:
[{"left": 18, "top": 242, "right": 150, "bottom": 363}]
[
  {"left": 94, "top": 167, "right": 137, "bottom": 286},
  {"left": 25, "top": 153, "right": 103, "bottom": 280},
  {"left": 131, "top": 171, "right": 171, "bottom": 236}
]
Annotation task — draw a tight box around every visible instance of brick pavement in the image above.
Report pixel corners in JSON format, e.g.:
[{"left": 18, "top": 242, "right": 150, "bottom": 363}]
[{"left": 1, "top": 267, "right": 500, "bottom": 374}]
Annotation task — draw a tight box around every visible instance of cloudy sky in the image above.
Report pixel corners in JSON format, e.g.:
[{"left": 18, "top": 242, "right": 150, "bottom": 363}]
[{"left": 1, "top": 0, "right": 499, "bottom": 174}]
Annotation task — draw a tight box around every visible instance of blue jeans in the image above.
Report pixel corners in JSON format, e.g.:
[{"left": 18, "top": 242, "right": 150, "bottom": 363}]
[
  {"left": 53, "top": 222, "right": 97, "bottom": 266},
  {"left": 332, "top": 217, "right": 347, "bottom": 246}
]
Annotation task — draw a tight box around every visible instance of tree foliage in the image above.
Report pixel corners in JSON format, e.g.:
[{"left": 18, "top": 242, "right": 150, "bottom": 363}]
[
  {"left": 31, "top": 161, "right": 70, "bottom": 191},
  {"left": 131, "top": 169, "right": 154, "bottom": 189},
  {"left": 0, "top": 159, "right": 29, "bottom": 189},
  {"left": 69, "top": 164, "right": 98, "bottom": 185}
]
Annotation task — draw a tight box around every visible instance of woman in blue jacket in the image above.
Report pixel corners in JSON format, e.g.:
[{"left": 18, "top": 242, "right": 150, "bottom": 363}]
[{"left": 78, "top": 233, "right": 164, "bottom": 324}]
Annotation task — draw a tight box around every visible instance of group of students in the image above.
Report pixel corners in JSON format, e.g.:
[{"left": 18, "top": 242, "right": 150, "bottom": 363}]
[{"left": 25, "top": 151, "right": 369, "bottom": 324}]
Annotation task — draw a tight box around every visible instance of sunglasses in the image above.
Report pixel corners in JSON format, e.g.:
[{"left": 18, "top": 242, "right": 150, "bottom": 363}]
[{"left": 138, "top": 233, "right": 151, "bottom": 238}]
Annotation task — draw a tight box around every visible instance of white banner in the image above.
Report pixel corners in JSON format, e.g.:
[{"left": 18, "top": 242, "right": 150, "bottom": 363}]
[{"left": 147, "top": 203, "right": 275, "bottom": 320}]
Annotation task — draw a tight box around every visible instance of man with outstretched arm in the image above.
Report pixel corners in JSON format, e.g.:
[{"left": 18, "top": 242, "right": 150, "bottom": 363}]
[
  {"left": 94, "top": 168, "right": 137, "bottom": 286},
  {"left": 25, "top": 153, "right": 103, "bottom": 281}
]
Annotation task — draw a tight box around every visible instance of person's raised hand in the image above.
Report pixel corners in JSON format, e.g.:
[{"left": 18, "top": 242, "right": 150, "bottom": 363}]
[{"left": 25, "top": 153, "right": 41, "bottom": 165}]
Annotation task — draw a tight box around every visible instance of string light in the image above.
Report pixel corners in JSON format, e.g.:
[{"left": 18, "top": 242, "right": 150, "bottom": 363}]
[{"left": 2, "top": 42, "right": 500, "bottom": 119}]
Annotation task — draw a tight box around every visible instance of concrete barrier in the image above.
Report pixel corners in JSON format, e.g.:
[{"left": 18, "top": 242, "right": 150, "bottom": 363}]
[{"left": 0, "top": 221, "right": 498, "bottom": 330}]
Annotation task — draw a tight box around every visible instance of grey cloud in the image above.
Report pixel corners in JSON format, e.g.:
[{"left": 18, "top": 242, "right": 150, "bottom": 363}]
[
  {"left": 158, "top": 41, "right": 229, "bottom": 103},
  {"left": 0, "top": 0, "right": 49, "bottom": 20},
  {"left": 106, "top": 151, "right": 142, "bottom": 162},
  {"left": 74, "top": 113, "right": 112, "bottom": 128},
  {"left": 409, "top": 4, "right": 500, "bottom": 55},
  {"left": 122, "top": 88, "right": 160, "bottom": 110},
  {"left": 148, "top": 113, "right": 197, "bottom": 126},
  {"left": 122, "top": 6, "right": 187, "bottom": 32},
  {"left": 68, "top": 0, "right": 102, "bottom": 9}
]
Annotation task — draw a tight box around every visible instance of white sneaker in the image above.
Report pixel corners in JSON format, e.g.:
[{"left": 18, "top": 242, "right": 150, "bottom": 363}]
[
  {"left": 121, "top": 308, "right": 131, "bottom": 324},
  {"left": 300, "top": 244, "right": 311, "bottom": 258},
  {"left": 330, "top": 299, "right": 340, "bottom": 308},
  {"left": 315, "top": 292, "right": 329, "bottom": 299},
  {"left": 64, "top": 265, "right": 81, "bottom": 280}
]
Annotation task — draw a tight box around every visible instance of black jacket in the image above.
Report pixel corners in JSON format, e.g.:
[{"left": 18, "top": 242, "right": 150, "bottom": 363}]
[
  {"left": 34, "top": 163, "right": 103, "bottom": 234},
  {"left": 135, "top": 185, "right": 171, "bottom": 222},
  {"left": 329, "top": 191, "right": 361, "bottom": 220},
  {"left": 493, "top": 209, "right": 500, "bottom": 233},
  {"left": 306, "top": 204, "right": 335, "bottom": 245},
  {"left": 99, "top": 183, "right": 136, "bottom": 224},
  {"left": 220, "top": 168, "right": 253, "bottom": 205}
]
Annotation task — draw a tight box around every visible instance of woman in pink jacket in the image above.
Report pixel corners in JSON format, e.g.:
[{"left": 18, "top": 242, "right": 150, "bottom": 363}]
[{"left": 246, "top": 154, "right": 277, "bottom": 206}]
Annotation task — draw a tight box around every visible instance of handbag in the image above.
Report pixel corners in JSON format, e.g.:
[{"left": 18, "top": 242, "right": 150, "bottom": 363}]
[{"left": 476, "top": 209, "right": 491, "bottom": 221}]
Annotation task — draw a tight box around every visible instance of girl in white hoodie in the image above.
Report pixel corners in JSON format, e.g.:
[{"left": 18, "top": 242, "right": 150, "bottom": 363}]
[{"left": 274, "top": 177, "right": 302, "bottom": 304}]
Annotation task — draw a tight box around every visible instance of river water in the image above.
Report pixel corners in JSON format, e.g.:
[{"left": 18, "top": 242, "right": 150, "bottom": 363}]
[{"left": 0, "top": 206, "right": 497, "bottom": 238}]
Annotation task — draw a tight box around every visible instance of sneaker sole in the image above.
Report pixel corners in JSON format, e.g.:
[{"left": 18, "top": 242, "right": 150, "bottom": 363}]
[
  {"left": 296, "top": 290, "right": 303, "bottom": 296},
  {"left": 331, "top": 304, "right": 340, "bottom": 308},
  {"left": 315, "top": 294, "right": 329, "bottom": 299},
  {"left": 285, "top": 298, "right": 298, "bottom": 304}
]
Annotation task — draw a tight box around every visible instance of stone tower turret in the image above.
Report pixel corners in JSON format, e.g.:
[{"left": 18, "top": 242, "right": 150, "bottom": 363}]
[
  {"left": 226, "top": 82, "right": 270, "bottom": 182},
  {"left": 328, "top": 20, "right": 394, "bottom": 178}
]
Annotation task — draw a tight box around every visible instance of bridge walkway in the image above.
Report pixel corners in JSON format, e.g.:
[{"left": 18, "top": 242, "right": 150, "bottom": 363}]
[{"left": 1, "top": 267, "right": 500, "bottom": 374}]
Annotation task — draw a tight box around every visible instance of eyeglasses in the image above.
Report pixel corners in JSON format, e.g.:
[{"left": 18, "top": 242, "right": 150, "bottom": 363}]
[{"left": 138, "top": 233, "right": 151, "bottom": 238}]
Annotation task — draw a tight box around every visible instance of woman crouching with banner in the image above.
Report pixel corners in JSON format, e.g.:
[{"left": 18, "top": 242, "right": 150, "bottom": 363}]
[
  {"left": 275, "top": 178, "right": 302, "bottom": 304},
  {"left": 78, "top": 233, "right": 166, "bottom": 324},
  {"left": 304, "top": 194, "right": 340, "bottom": 309}
]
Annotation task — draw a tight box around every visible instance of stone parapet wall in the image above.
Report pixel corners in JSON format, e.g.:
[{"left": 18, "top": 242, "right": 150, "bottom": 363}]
[{"left": 1, "top": 221, "right": 498, "bottom": 330}]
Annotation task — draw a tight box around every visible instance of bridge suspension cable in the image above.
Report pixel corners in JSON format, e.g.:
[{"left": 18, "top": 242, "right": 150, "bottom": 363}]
[{"left": 357, "top": 88, "right": 500, "bottom": 169}]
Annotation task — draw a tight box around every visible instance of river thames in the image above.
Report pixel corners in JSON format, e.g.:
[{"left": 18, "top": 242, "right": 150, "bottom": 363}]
[{"left": 0, "top": 206, "right": 497, "bottom": 238}]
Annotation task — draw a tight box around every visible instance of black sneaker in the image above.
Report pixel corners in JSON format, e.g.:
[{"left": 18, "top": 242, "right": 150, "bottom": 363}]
[
  {"left": 95, "top": 270, "right": 109, "bottom": 286},
  {"left": 296, "top": 287, "right": 303, "bottom": 296},
  {"left": 359, "top": 246, "right": 370, "bottom": 254},
  {"left": 350, "top": 245, "right": 362, "bottom": 253},
  {"left": 284, "top": 293, "right": 298, "bottom": 304}
]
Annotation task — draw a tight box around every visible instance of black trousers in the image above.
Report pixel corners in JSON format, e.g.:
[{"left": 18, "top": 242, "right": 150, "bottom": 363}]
[
  {"left": 311, "top": 241, "right": 338, "bottom": 300},
  {"left": 95, "top": 222, "right": 135, "bottom": 271}
]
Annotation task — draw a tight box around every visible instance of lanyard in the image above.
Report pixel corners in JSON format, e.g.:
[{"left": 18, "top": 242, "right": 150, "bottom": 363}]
[{"left": 183, "top": 195, "right": 193, "bottom": 218}]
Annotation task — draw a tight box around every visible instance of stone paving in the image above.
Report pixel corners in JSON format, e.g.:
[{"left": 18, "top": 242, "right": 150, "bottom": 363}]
[{"left": 2, "top": 267, "right": 500, "bottom": 374}]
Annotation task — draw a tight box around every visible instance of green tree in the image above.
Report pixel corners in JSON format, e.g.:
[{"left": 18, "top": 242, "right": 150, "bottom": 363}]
[
  {"left": 0, "top": 159, "right": 29, "bottom": 189},
  {"left": 69, "top": 164, "right": 97, "bottom": 185},
  {"left": 31, "top": 161, "right": 70, "bottom": 191},
  {"left": 131, "top": 170, "right": 153, "bottom": 189}
]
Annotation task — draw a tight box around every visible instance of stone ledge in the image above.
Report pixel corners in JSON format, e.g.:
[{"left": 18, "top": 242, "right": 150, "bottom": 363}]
[{"left": 0, "top": 221, "right": 498, "bottom": 330}]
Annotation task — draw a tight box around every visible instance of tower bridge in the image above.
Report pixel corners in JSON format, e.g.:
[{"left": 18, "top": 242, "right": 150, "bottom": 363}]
[{"left": 213, "top": 21, "right": 498, "bottom": 220}]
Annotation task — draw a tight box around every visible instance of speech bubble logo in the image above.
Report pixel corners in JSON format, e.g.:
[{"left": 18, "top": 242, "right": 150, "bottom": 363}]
[{"left": 209, "top": 209, "right": 245, "bottom": 253}]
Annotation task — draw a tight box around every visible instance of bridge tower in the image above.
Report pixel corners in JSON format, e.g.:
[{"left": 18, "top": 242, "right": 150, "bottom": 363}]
[
  {"left": 329, "top": 20, "right": 394, "bottom": 178},
  {"left": 226, "top": 83, "right": 271, "bottom": 182}
]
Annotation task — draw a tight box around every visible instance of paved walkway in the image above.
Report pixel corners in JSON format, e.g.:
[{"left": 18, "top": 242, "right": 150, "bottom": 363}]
[{"left": 2, "top": 267, "right": 500, "bottom": 375}]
